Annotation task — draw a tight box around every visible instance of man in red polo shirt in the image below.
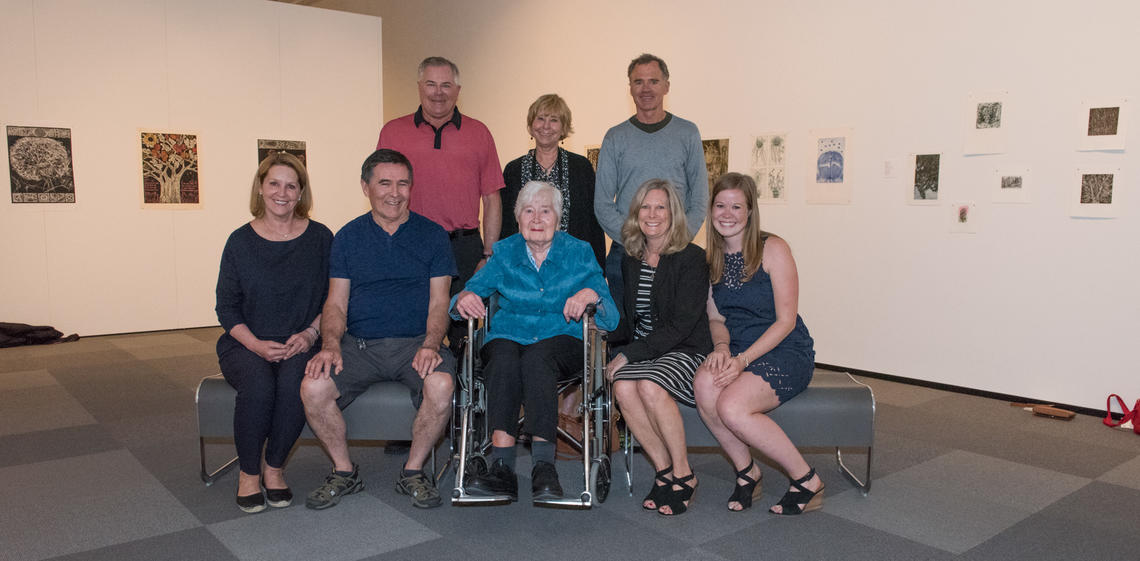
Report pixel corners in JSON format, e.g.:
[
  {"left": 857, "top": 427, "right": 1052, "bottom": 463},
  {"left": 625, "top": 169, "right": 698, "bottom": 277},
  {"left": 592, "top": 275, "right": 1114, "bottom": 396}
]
[{"left": 378, "top": 56, "right": 504, "bottom": 353}]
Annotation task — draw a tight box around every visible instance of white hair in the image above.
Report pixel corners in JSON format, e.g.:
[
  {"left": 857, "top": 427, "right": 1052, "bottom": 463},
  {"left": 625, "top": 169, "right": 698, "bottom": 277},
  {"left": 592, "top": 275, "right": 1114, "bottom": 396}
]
[{"left": 514, "top": 181, "right": 563, "bottom": 223}]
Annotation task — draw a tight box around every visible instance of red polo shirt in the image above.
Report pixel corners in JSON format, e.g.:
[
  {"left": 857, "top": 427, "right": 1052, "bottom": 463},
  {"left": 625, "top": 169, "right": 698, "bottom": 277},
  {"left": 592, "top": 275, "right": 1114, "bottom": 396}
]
[{"left": 377, "top": 107, "right": 504, "bottom": 232}]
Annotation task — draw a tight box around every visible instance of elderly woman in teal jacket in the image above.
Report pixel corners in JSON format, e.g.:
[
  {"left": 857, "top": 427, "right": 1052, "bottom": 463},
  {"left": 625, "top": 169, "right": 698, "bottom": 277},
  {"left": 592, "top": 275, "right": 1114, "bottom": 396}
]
[{"left": 452, "top": 180, "right": 618, "bottom": 504}]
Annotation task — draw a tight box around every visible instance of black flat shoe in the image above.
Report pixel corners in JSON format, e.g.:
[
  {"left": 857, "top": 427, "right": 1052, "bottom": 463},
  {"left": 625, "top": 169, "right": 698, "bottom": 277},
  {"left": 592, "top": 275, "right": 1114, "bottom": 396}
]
[
  {"left": 727, "top": 460, "right": 762, "bottom": 512},
  {"left": 466, "top": 458, "right": 518, "bottom": 502},
  {"left": 642, "top": 465, "right": 673, "bottom": 510},
  {"left": 769, "top": 467, "right": 824, "bottom": 515},
  {"left": 264, "top": 486, "right": 293, "bottom": 508},
  {"left": 531, "top": 461, "right": 563, "bottom": 501},
  {"left": 236, "top": 491, "right": 266, "bottom": 514}
]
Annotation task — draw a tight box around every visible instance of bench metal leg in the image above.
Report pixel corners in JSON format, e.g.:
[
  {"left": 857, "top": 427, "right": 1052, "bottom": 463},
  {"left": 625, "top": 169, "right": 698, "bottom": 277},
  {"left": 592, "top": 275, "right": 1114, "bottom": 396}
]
[
  {"left": 200, "top": 437, "right": 238, "bottom": 486},
  {"left": 836, "top": 446, "right": 872, "bottom": 496}
]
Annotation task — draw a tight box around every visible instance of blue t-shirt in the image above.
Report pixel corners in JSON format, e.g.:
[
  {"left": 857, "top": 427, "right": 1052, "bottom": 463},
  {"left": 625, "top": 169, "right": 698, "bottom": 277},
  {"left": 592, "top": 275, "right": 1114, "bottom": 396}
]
[{"left": 330, "top": 212, "right": 457, "bottom": 339}]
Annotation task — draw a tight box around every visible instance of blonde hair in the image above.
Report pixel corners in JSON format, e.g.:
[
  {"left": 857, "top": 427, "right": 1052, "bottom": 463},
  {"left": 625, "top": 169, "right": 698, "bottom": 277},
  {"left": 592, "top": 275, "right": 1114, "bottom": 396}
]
[
  {"left": 526, "top": 94, "right": 574, "bottom": 140},
  {"left": 249, "top": 152, "right": 311, "bottom": 219},
  {"left": 621, "top": 179, "right": 689, "bottom": 259},
  {"left": 706, "top": 172, "right": 766, "bottom": 284}
]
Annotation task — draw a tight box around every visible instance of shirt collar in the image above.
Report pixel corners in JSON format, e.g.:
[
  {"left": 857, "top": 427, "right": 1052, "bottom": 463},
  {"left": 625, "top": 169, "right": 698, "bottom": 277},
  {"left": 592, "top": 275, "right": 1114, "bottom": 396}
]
[{"left": 413, "top": 106, "right": 462, "bottom": 130}]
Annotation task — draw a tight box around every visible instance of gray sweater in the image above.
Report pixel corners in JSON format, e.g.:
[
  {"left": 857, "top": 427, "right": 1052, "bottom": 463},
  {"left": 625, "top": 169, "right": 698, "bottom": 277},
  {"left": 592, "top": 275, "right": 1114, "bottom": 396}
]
[{"left": 593, "top": 114, "right": 708, "bottom": 242}]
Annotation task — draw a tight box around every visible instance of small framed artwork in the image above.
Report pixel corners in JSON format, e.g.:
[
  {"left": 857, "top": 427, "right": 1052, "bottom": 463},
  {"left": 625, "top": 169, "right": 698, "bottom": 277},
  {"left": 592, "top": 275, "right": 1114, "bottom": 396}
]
[
  {"left": 993, "top": 166, "right": 1031, "bottom": 204},
  {"left": 1078, "top": 98, "right": 1129, "bottom": 151},
  {"left": 257, "top": 139, "right": 307, "bottom": 168},
  {"left": 585, "top": 144, "right": 600, "bottom": 172},
  {"left": 8, "top": 125, "right": 76, "bottom": 203},
  {"left": 702, "top": 138, "right": 730, "bottom": 190},
  {"left": 1070, "top": 168, "right": 1122, "bottom": 218},
  {"left": 751, "top": 132, "right": 788, "bottom": 204},
  {"left": 963, "top": 91, "right": 1009, "bottom": 155},
  {"left": 950, "top": 201, "right": 978, "bottom": 234},
  {"left": 806, "top": 127, "right": 853, "bottom": 204},
  {"left": 141, "top": 130, "right": 200, "bottom": 209},
  {"left": 908, "top": 153, "right": 941, "bottom": 205}
]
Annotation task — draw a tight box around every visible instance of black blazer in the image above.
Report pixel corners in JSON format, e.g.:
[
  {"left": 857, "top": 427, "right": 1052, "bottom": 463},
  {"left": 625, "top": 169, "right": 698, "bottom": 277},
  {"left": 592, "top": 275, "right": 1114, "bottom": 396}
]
[{"left": 610, "top": 243, "right": 713, "bottom": 362}]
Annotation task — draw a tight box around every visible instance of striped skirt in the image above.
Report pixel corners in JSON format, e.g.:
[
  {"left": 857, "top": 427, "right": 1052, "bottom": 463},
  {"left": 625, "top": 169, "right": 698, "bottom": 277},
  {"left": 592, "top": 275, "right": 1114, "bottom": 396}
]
[{"left": 612, "top": 351, "right": 706, "bottom": 408}]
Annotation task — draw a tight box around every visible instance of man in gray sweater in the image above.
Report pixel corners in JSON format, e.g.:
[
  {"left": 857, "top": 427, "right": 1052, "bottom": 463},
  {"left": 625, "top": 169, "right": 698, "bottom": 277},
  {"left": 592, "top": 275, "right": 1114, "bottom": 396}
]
[{"left": 594, "top": 53, "right": 708, "bottom": 310}]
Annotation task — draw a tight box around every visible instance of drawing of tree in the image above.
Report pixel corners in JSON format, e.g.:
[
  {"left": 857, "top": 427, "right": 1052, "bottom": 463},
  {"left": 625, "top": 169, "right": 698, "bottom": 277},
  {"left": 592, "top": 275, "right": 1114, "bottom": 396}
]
[
  {"left": 9, "top": 137, "right": 72, "bottom": 192},
  {"left": 1080, "top": 174, "right": 1113, "bottom": 204},
  {"left": 142, "top": 132, "right": 198, "bottom": 203}
]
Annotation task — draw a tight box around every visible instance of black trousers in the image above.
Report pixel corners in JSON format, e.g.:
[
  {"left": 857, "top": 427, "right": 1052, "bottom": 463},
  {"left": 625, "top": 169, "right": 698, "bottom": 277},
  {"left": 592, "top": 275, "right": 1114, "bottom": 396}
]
[
  {"left": 219, "top": 345, "right": 315, "bottom": 474},
  {"left": 481, "top": 335, "right": 581, "bottom": 442},
  {"left": 448, "top": 232, "right": 485, "bottom": 354}
]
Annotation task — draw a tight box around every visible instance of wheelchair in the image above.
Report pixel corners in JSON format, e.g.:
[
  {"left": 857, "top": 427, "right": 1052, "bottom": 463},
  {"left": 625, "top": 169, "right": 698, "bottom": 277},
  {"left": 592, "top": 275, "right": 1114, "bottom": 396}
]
[{"left": 450, "top": 302, "right": 615, "bottom": 508}]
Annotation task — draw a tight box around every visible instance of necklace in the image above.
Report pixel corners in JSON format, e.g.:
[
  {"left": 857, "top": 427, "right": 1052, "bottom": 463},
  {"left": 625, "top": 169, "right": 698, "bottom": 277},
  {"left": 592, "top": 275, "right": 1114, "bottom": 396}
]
[{"left": 257, "top": 218, "right": 298, "bottom": 240}]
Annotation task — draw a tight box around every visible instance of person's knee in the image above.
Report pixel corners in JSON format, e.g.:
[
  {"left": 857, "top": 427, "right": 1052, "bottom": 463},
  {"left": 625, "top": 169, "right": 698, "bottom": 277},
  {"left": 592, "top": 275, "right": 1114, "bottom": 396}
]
[
  {"left": 421, "top": 371, "right": 454, "bottom": 407},
  {"left": 636, "top": 379, "right": 665, "bottom": 403},
  {"left": 299, "top": 376, "right": 336, "bottom": 407},
  {"left": 612, "top": 379, "right": 636, "bottom": 404},
  {"left": 716, "top": 393, "right": 749, "bottom": 430},
  {"left": 693, "top": 368, "right": 716, "bottom": 400}
]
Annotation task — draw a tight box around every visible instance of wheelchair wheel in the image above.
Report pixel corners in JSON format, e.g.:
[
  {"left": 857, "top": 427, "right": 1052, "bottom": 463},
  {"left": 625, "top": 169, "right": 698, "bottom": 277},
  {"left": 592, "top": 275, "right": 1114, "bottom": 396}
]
[{"left": 590, "top": 456, "right": 611, "bottom": 505}]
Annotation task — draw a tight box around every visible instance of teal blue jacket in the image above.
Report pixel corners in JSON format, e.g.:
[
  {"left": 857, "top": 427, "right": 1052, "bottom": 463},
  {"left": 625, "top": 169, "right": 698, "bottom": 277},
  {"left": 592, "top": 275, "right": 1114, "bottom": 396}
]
[{"left": 449, "top": 232, "right": 618, "bottom": 344}]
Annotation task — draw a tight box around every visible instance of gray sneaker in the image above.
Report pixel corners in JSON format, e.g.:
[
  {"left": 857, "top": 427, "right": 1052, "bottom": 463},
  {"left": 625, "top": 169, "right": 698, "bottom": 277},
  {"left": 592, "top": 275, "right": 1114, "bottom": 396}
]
[
  {"left": 305, "top": 464, "right": 364, "bottom": 510},
  {"left": 395, "top": 472, "right": 442, "bottom": 508}
]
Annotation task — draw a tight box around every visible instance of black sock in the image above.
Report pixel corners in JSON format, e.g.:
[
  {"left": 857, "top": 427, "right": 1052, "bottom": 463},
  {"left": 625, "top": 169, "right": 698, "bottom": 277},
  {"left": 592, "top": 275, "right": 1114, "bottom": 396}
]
[
  {"left": 532, "top": 440, "right": 555, "bottom": 465},
  {"left": 490, "top": 445, "right": 516, "bottom": 468},
  {"left": 401, "top": 468, "right": 424, "bottom": 478}
]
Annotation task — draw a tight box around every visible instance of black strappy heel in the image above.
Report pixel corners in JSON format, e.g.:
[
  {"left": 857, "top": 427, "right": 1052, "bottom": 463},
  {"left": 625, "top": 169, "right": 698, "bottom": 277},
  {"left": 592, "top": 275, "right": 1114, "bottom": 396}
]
[
  {"left": 642, "top": 465, "right": 673, "bottom": 510},
  {"left": 727, "top": 460, "right": 762, "bottom": 512},
  {"left": 657, "top": 472, "right": 697, "bottom": 516},
  {"left": 769, "top": 467, "right": 824, "bottom": 515}
]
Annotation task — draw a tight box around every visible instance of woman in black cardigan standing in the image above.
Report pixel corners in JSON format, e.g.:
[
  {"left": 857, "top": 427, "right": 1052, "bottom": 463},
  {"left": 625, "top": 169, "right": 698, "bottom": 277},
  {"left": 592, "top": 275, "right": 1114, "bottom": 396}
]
[
  {"left": 606, "top": 179, "right": 712, "bottom": 516},
  {"left": 501, "top": 94, "right": 605, "bottom": 268}
]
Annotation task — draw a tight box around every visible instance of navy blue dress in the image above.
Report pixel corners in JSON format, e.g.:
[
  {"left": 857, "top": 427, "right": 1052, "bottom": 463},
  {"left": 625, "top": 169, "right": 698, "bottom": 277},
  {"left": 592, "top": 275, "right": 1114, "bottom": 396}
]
[{"left": 711, "top": 246, "right": 815, "bottom": 403}]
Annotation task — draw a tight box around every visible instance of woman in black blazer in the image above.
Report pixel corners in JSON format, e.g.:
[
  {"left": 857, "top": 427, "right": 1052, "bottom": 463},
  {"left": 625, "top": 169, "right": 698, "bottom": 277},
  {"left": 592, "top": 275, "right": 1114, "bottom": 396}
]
[{"left": 606, "top": 179, "right": 712, "bottom": 516}]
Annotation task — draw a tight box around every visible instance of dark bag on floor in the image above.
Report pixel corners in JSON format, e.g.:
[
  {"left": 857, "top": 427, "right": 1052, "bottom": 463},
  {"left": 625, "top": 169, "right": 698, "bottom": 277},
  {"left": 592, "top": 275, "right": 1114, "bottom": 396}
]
[{"left": 0, "top": 322, "right": 79, "bottom": 348}]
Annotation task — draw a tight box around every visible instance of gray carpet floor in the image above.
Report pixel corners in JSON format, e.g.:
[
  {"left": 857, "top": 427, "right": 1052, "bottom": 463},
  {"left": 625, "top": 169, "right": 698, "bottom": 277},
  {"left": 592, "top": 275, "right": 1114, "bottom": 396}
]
[{"left": 1, "top": 327, "right": 1137, "bottom": 561}]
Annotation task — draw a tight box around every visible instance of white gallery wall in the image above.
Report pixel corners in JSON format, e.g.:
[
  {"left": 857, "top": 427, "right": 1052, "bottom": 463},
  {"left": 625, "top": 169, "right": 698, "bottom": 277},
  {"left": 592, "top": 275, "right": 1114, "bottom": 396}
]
[
  {"left": 0, "top": 0, "right": 380, "bottom": 335},
  {"left": 307, "top": 0, "right": 1138, "bottom": 410}
]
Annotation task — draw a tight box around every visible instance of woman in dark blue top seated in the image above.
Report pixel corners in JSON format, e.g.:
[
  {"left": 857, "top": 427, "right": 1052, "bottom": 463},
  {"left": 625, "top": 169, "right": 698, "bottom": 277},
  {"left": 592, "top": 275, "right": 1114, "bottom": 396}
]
[
  {"left": 215, "top": 152, "right": 332, "bottom": 513},
  {"left": 695, "top": 172, "right": 820, "bottom": 515},
  {"left": 451, "top": 181, "right": 618, "bottom": 503}
]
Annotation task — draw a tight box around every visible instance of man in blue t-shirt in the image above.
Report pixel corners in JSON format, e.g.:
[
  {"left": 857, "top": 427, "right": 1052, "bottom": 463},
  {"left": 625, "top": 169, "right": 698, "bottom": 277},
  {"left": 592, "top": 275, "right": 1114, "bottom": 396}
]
[{"left": 302, "top": 149, "right": 457, "bottom": 510}]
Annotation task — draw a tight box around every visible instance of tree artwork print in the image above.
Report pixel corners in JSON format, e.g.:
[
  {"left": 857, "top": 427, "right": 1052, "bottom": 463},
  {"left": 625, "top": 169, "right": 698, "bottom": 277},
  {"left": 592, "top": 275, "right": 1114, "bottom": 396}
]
[{"left": 141, "top": 132, "right": 198, "bottom": 204}]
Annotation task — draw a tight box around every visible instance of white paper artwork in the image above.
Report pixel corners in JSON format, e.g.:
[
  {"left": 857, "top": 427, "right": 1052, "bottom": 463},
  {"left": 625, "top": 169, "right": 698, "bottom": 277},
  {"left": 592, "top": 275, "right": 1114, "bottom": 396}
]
[
  {"left": 950, "top": 201, "right": 978, "bottom": 234},
  {"left": 993, "top": 166, "right": 1031, "bottom": 204},
  {"left": 963, "top": 91, "right": 1009, "bottom": 155},
  {"left": 806, "top": 128, "right": 853, "bottom": 204},
  {"left": 1070, "top": 168, "right": 1122, "bottom": 218},
  {"left": 750, "top": 133, "right": 788, "bottom": 204},
  {"left": 1078, "top": 98, "right": 1129, "bottom": 151},
  {"left": 908, "top": 153, "right": 941, "bottom": 205}
]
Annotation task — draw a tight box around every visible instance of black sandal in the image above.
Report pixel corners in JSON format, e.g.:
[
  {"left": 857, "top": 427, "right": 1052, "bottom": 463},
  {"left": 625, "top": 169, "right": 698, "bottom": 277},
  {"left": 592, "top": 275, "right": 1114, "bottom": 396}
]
[
  {"left": 727, "top": 460, "right": 762, "bottom": 512},
  {"left": 642, "top": 465, "right": 673, "bottom": 510},
  {"left": 657, "top": 472, "right": 697, "bottom": 516},
  {"left": 769, "top": 467, "right": 824, "bottom": 515}
]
